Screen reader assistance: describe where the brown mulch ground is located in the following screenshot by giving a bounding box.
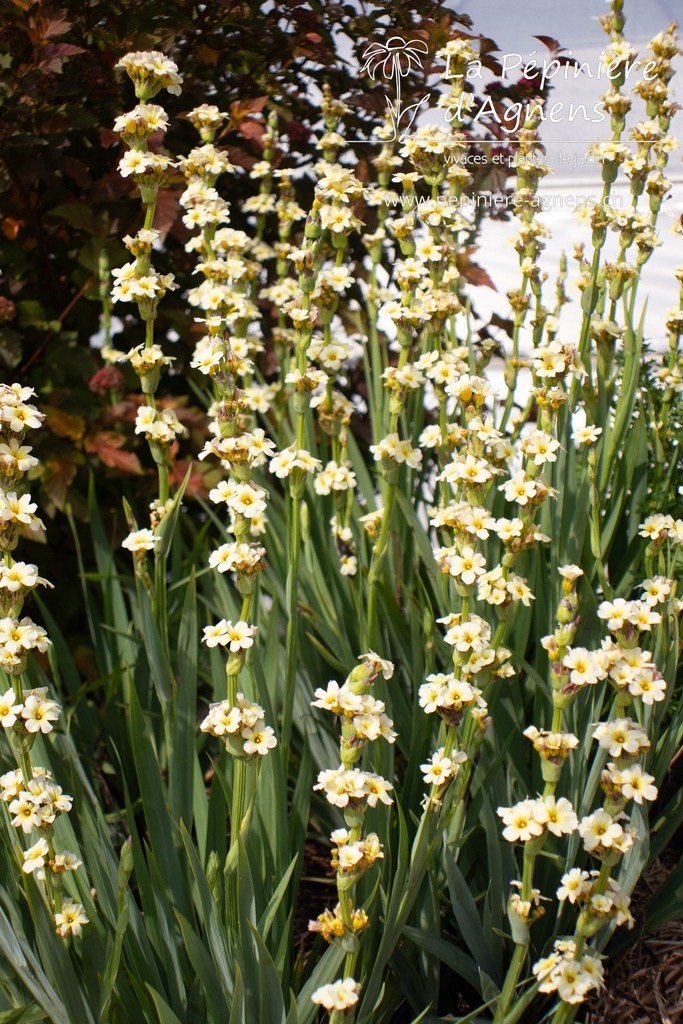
[295,841,683,1023]
[292,839,337,958]
[583,858,683,1024]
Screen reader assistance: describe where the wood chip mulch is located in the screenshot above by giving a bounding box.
[293,843,683,1024]
[583,859,683,1024]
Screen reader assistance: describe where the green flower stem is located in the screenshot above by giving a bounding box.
[45,836,62,915]
[494,942,528,1024]
[360,728,478,1015]
[280,482,303,766]
[548,855,614,1024]
[363,153,392,440]
[594,182,669,507]
[510,396,536,446]
[491,619,508,651]
[240,594,253,626]
[279,250,314,761]
[386,800,463,956]
[365,482,397,650]
[658,315,682,451]
[226,755,248,930]
[571,179,612,411]
[225,600,253,707]
[143,199,157,232]
[344,950,358,980]
[550,706,564,734]
[499,244,532,435]
[157,461,169,506]
[223,591,256,906]
[226,660,239,712]
[365,276,385,441]
[549,1000,577,1024]
[10,673,23,705]
[548,826,615,1024]
[10,674,32,788]
[139,267,171,649]
[8,667,60,915]
[17,744,32,789]
[202,226,216,263]
[613,174,665,344]
[224,680,257,930]
[364,340,412,649]
[589,490,612,600]
[99,249,112,352]
[594,861,612,897]
[340,886,359,980]
[496,673,567,1022]
[521,844,536,902]
[152,458,170,636]
[338,890,354,932]
[493,845,540,1024]
[460,595,469,624]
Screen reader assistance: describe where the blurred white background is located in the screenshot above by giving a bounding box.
[444,0,683,348]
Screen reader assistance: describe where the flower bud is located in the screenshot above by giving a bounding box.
[541,759,563,784]
[508,896,531,945]
[206,851,221,896]
[343,805,365,833]
[118,837,134,889]
[139,184,159,205]
[139,367,161,394]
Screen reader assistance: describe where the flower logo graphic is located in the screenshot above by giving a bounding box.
[360,36,430,140]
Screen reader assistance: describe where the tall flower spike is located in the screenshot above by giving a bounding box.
[0,382,87,939]
[310,652,395,979]
[114,51,186,646]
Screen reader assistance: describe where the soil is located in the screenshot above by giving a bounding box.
[295,808,683,1024]
[584,855,683,1024]
[292,839,338,960]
